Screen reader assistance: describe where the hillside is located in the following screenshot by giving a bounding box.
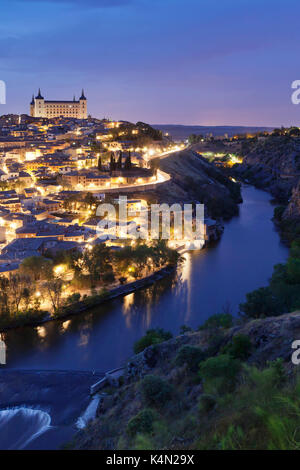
[73,311,300,451]
[230,132,300,241]
[284,181,300,221]
[155,148,242,219]
[233,134,300,202]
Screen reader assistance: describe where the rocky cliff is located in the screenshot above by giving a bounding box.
[233,134,300,202]
[284,180,300,221]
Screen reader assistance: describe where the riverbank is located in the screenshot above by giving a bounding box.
[230,170,300,246]
[0,218,224,333]
[0,264,176,333]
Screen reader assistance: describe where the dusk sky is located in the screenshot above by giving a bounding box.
[1,0,300,126]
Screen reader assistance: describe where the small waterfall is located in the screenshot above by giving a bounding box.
[76,395,100,429]
[0,407,51,450]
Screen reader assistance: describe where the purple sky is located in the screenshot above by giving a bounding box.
[1,0,300,126]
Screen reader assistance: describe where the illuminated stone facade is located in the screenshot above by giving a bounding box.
[30,89,87,119]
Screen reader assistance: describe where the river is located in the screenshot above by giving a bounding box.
[1,185,289,372]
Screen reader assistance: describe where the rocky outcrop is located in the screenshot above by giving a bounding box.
[225,311,300,368]
[126,311,300,377]
[233,135,300,202]
[283,181,300,221]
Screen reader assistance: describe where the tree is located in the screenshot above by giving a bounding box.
[110,153,116,173]
[290,240,300,259]
[134,328,173,354]
[63,194,78,210]
[124,152,132,170]
[198,354,241,393]
[113,246,134,275]
[68,251,85,280]
[127,409,156,437]
[223,334,252,360]
[140,375,173,407]
[8,274,30,315]
[117,151,123,169]
[239,287,283,319]
[286,257,300,284]
[84,192,98,210]
[83,244,112,288]
[175,345,205,372]
[151,240,180,267]
[135,122,163,141]
[20,279,36,311]
[198,313,233,330]
[20,256,53,281]
[288,127,300,137]
[0,275,36,317]
[43,278,63,314]
[0,276,10,316]
[188,133,203,144]
[132,244,151,275]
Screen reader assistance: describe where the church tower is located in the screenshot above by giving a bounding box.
[79,89,87,119]
[33,89,45,117]
[30,94,35,117]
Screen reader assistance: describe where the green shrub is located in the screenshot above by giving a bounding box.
[273,206,286,222]
[196,361,291,450]
[98,288,109,298]
[134,329,173,354]
[266,358,286,387]
[65,292,81,304]
[269,263,300,312]
[239,287,283,319]
[82,295,98,307]
[175,345,205,372]
[133,434,154,450]
[206,333,226,357]
[223,334,252,360]
[198,313,233,330]
[286,257,300,284]
[198,354,241,393]
[126,409,156,437]
[179,324,193,334]
[102,271,115,284]
[0,309,46,329]
[140,375,173,407]
[290,240,300,259]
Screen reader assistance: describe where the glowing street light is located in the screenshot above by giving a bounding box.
[54,265,66,276]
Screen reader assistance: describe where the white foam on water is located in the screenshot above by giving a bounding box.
[0,407,51,450]
[76,395,100,429]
